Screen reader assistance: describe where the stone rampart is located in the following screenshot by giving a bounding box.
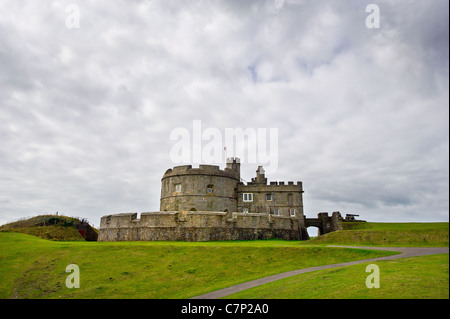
[98,211,304,241]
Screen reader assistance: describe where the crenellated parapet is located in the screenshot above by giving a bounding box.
[162,163,240,181]
[244,180,303,191]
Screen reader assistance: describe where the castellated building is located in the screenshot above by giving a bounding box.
[160,158,304,218]
[99,158,343,242]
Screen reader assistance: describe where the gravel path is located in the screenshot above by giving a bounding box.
[191,246,449,299]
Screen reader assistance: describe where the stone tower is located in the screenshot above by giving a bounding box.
[159,160,240,213]
[225,157,241,180]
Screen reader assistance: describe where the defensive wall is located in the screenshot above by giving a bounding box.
[98,211,307,241]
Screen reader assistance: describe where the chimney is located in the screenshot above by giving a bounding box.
[255,166,267,184]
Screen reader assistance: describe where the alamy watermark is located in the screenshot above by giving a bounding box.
[169,120,279,174]
[365,4,380,29]
[365,264,380,288]
[64,4,379,30]
[65,4,80,28]
[66,264,80,288]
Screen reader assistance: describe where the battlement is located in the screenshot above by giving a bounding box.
[162,163,239,180]
[198,164,222,172]
[245,180,303,190]
[226,157,240,163]
[269,181,302,186]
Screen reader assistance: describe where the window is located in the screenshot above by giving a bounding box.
[290,208,296,217]
[207,184,214,194]
[242,208,249,213]
[243,193,253,202]
[265,193,272,201]
[273,208,279,216]
[175,184,181,192]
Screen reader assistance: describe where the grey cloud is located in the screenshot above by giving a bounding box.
[0,0,447,226]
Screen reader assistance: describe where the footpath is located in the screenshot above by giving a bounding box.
[191,246,449,299]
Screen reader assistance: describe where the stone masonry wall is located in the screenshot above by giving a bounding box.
[98,211,305,242]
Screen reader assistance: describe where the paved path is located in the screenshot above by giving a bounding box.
[191,246,449,299]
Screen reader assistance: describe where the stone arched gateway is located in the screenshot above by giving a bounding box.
[304,211,343,237]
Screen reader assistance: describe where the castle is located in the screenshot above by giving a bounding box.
[98,158,343,241]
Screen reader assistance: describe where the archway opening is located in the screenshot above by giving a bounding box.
[307,226,319,239]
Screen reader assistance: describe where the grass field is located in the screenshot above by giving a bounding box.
[225,254,449,299]
[305,222,449,247]
[0,221,448,299]
[0,232,397,299]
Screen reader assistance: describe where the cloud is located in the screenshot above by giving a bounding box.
[0,0,448,226]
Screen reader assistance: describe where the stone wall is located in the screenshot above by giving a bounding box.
[98,211,306,242]
[305,211,343,236]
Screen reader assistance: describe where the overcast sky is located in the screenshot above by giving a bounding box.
[0,0,448,228]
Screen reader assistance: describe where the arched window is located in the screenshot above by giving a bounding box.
[207,184,214,194]
[189,207,197,211]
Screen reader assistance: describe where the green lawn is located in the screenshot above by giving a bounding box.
[342,222,449,231]
[1,221,448,299]
[225,254,449,299]
[0,232,397,299]
[305,222,449,247]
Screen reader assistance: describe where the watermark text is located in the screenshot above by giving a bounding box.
[170,120,279,174]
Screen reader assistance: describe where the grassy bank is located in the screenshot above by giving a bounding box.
[0,226,85,241]
[0,232,397,299]
[0,215,94,241]
[305,222,449,247]
[225,254,449,299]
